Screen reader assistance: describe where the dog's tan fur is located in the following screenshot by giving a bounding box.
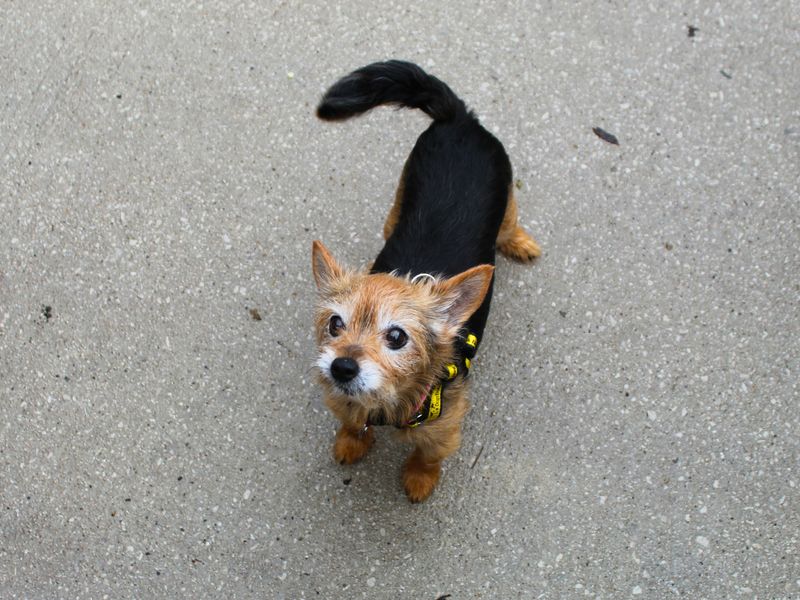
[383,158,409,240]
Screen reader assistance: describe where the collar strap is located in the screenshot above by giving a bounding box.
[406,383,442,428]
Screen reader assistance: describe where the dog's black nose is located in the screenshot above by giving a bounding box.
[330,357,359,382]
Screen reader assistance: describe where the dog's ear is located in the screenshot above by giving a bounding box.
[311,240,345,292]
[433,264,494,326]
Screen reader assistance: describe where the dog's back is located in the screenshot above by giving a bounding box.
[373,116,511,277]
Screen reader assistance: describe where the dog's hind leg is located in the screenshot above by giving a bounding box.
[496,188,541,262]
[383,159,409,240]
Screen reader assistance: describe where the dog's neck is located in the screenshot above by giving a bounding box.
[365,332,478,429]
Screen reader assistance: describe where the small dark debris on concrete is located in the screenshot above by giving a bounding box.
[592,127,619,146]
[436,595,453,600]
[42,305,52,321]
[514,179,523,190]
[470,445,484,469]
[116,93,122,99]
[343,477,352,485]
[276,339,295,358]
[248,307,262,321]
[665,242,674,251]
[559,310,567,318]
[720,69,732,79]
[688,25,699,38]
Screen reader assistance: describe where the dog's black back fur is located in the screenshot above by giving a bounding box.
[317,61,511,345]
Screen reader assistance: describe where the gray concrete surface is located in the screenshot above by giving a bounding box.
[1,1,798,598]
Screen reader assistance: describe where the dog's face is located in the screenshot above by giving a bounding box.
[311,241,493,408]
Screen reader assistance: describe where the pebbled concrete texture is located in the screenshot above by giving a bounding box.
[0,0,798,598]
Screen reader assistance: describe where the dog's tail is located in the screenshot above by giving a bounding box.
[316,60,468,122]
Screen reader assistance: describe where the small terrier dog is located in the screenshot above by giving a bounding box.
[312,61,540,502]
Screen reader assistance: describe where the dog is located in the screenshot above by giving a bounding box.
[311,61,540,502]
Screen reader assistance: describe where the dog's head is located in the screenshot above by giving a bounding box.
[311,240,493,408]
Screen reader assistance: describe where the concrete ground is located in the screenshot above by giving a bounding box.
[1,1,798,598]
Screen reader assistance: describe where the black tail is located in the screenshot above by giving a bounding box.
[316,60,468,122]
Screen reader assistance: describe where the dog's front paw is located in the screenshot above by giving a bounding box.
[333,426,374,465]
[402,453,441,502]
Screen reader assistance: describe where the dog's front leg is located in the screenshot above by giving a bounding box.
[324,393,375,465]
[402,393,468,502]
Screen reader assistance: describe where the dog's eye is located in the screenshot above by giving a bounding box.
[385,327,408,350]
[329,315,345,336]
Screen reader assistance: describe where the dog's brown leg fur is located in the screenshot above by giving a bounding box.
[383,159,409,240]
[496,189,541,261]
[333,425,374,464]
[401,391,468,502]
[402,450,443,502]
[324,393,375,464]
